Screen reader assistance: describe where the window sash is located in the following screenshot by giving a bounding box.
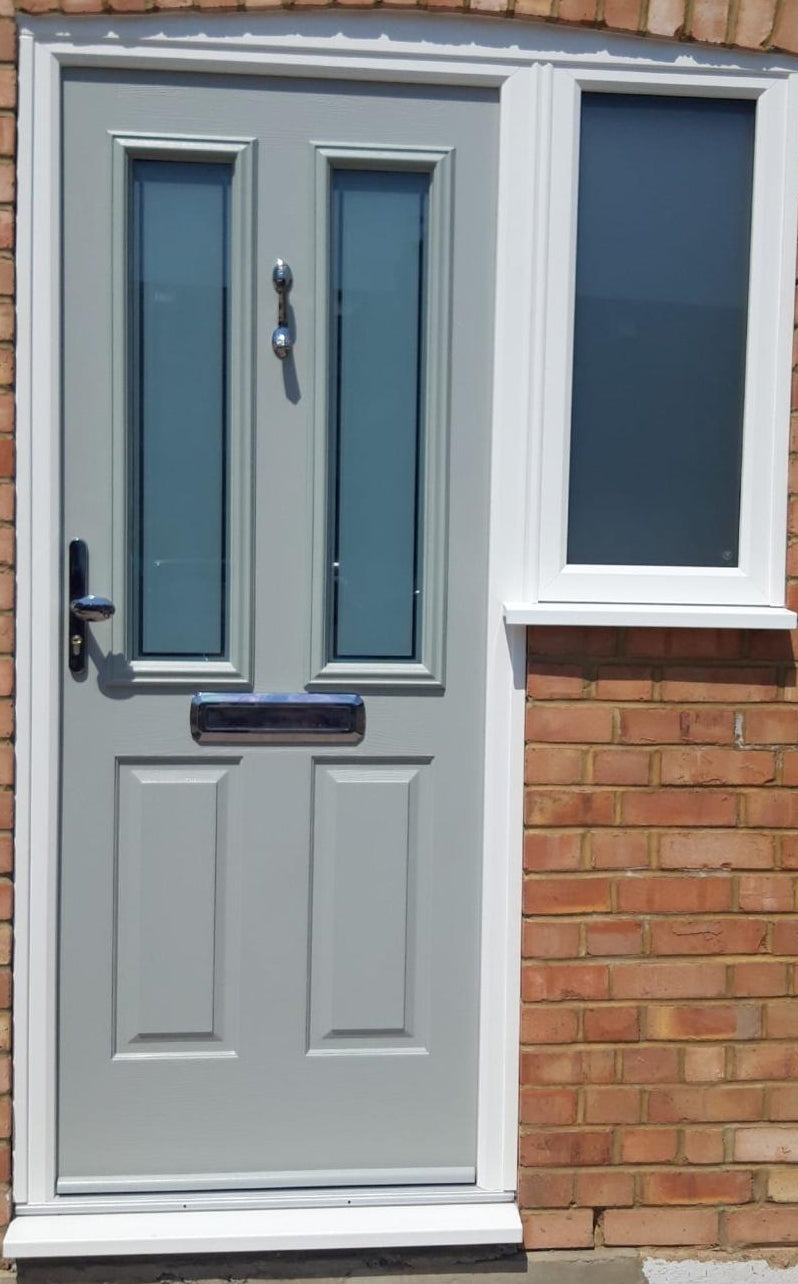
[535,69,797,610]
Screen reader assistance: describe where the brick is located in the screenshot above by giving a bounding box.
[522,962,609,1003]
[650,918,767,956]
[525,746,585,785]
[514,0,553,12]
[736,0,775,48]
[647,1004,761,1042]
[733,1127,798,1162]
[683,1129,724,1164]
[527,663,584,699]
[768,1171,798,1201]
[689,0,729,43]
[520,1049,588,1085]
[769,921,798,954]
[619,708,734,744]
[602,0,641,29]
[519,1130,611,1167]
[528,626,617,658]
[626,628,744,660]
[731,961,788,997]
[602,1208,718,1247]
[745,708,798,743]
[583,1006,639,1042]
[557,0,596,18]
[526,789,614,827]
[739,874,794,912]
[661,748,775,787]
[770,1086,798,1120]
[612,963,726,1001]
[523,1209,593,1251]
[779,751,798,785]
[773,3,798,53]
[521,1047,615,1085]
[0,397,13,436]
[593,749,650,786]
[616,876,732,915]
[0,212,13,253]
[595,666,652,700]
[765,1002,798,1039]
[521,1007,579,1044]
[591,831,649,870]
[620,792,736,827]
[782,835,798,868]
[517,1171,573,1208]
[659,831,774,870]
[746,793,798,828]
[520,1088,578,1126]
[660,668,778,702]
[522,920,581,959]
[574,1171,634,1207]
[584,1086,641,1124]
[735,1045,798,1080]
[642,1170,750,1205]
[524,831,583,872]
[523,876,610,915]
[527,706,613,743]
[585,919,643,956]
[622,1046,680,1083]
[0,438,13,478]
[648,1086,763,1123]
[727,1207,798,1245]
[621,1128,678,1163]
[684,1046,726,1083]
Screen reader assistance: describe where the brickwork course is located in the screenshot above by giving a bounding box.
[9,0,798,1266]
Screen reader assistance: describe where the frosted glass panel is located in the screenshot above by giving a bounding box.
[330,170,428,661]
[130,160,230,658]
[567,94,755,568]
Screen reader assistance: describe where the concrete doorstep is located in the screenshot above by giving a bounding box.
[9,1249,798,1284]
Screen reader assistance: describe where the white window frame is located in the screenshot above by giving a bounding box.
[9,12,798,1260]
[506,64,798,630]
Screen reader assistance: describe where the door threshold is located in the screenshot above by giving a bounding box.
[3,1202,523,1258]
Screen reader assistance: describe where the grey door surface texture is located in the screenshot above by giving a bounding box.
[59,69,498,1193]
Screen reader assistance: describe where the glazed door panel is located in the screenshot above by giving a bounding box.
[58,69,498,1191]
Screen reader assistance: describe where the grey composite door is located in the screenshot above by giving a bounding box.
[59,68,499,1193]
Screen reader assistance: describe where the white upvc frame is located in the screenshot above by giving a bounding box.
[521,64,798,628]
[10,12,798,1258]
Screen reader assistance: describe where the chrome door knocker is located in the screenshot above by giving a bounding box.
[271,259,294,360]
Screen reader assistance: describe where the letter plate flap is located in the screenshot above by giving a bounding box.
[190,693,365,745]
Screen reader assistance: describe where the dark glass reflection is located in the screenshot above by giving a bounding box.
[567,94,756,568]
[329,169,429,661]
[130,160,230,658]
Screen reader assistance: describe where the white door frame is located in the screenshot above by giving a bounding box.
[11,13,531,1254]
[11,12,790,1258]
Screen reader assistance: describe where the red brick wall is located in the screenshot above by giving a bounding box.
[522,626,798,1253]
[7,0,798,1261]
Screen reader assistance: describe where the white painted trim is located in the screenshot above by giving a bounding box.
[504,602,798,628]
[3,1203,523,1258]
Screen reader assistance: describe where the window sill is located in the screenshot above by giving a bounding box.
[503,602,798,630]
[3,1203,523,1259]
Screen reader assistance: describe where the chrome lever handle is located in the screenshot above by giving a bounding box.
[68,539,115,677]
[70,595,116,623]
[271,258,294,360]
